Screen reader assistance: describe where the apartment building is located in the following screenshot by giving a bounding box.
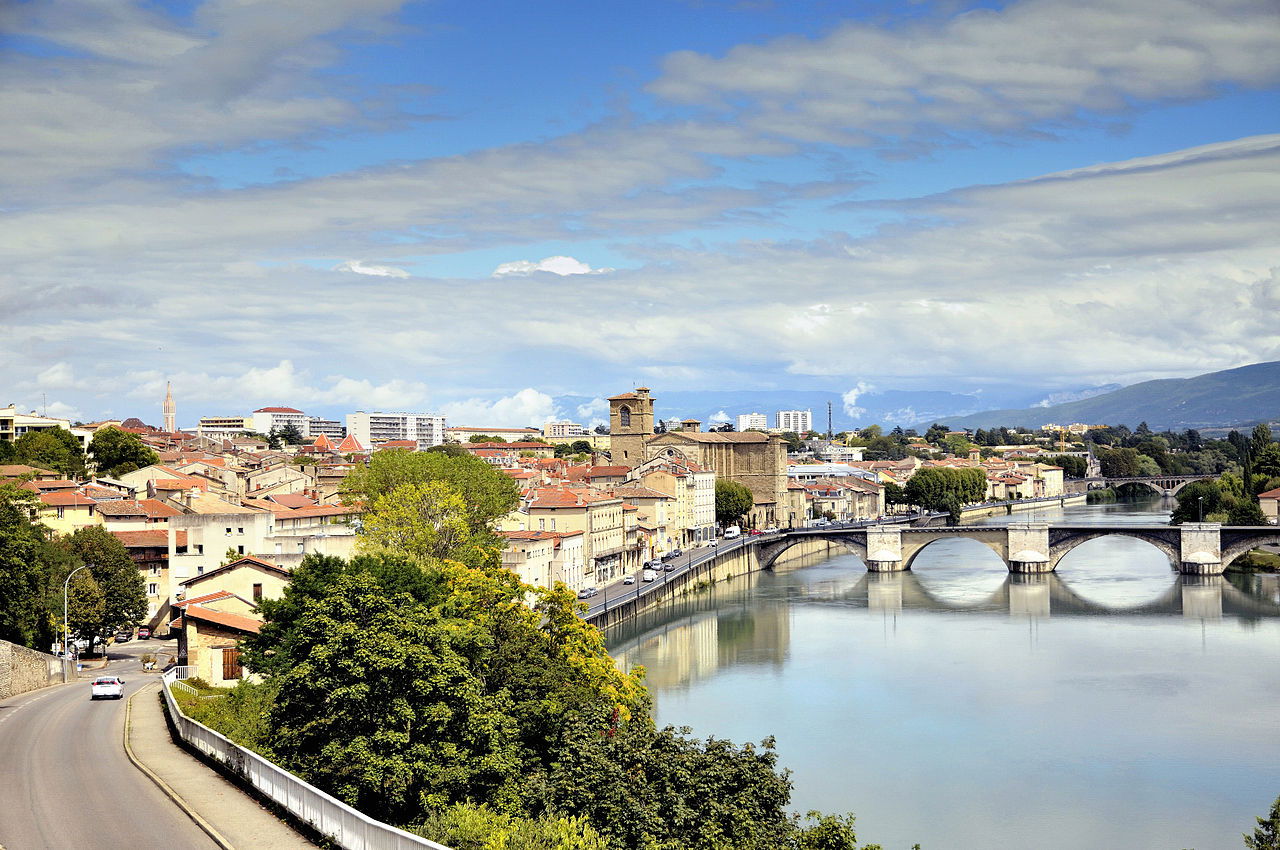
[523,488,625,585]
[544,420,586,438]
[775,409,813,433]
[307,417,346,439]
[736,412,768,432]
[251,407,310,437]
[197,416,253,439]
[347,411,445,448]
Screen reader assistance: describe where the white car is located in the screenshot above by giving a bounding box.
[622,574,636,584]
[90,676,125,700]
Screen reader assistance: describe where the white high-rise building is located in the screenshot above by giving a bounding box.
[346,411,446,448]
[736,412,768,432]
[775,409,813,433]
[251,407,310,437]
[544,420,586,438]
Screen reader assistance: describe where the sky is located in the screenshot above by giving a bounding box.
[2,0,1279,428]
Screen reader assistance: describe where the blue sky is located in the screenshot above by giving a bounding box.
[2,0,1278,427]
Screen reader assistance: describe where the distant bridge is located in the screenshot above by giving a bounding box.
[1080,474,1215,497]
[754,522,1280,576]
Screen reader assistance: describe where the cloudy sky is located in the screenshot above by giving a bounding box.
[3,0,1278,427]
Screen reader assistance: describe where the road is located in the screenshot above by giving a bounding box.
[0,639,219,850]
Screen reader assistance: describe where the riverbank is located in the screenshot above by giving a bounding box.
[957,492,1086,520]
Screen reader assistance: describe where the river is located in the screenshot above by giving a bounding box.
[607,499,1280,850]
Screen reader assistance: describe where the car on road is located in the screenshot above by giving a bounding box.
[748,529,764,536]
[114,630,132,642]
[137,627,152,639]
[669,548,682,558]
[622,574,635,584]
[663,561,677,571]
[642,569,658,582]
[577,586,599,599]
[763,527,779,534]
[90,676,125,700]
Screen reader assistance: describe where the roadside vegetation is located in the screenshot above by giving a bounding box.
[184,449,888,849]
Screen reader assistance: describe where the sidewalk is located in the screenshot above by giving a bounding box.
[127,681,315,850]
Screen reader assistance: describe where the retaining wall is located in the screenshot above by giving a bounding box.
[0,638,62,700]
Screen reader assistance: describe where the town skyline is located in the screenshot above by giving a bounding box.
[4,0,1278,426]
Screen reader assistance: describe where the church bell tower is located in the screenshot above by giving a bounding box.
[608,387,654,468]
[163,381,176,433]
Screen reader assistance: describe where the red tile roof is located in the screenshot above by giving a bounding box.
[94,499,149,517]
[39,491,97,507]
[184,555,288,585]
[111,529,188,547]
[378,440,417,449]
[1258,487,1280,499]
[139,499,183,518]
[311,434,336,451]
[253,407,303,413]
[336,434,365,453]
[266,493,317,509]
[173,590,235,608]
[181,605,262,634]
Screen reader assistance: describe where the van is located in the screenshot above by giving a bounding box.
[723,526,741,540]
[642,569,658,582]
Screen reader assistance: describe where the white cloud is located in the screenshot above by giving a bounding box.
[334,260,410,278]
[440,389,560,428]
[575,397,610,422]
[709,409,730,423]
[492,256,615,277]
[651,0,1280,148]
[842,382,875,419]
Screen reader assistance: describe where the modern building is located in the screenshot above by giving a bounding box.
[775,409,813,433]
[251,407,309,438]
[736,412,768,432]
[346,411,445,448]
[197,416,253,439]
[544,420,586,438]
[307,417,346,439]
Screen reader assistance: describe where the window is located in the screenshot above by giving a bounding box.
[237,527,244,534]
[148,583,158,595]
[225,527,232,534]
[237,545,244,555]
[252,583,263,602]
[539,518,545,530]
[197,566,205,575]
[195,544,204,554]
[619,405,631,428]
[57,506,65,518]
[550,518,556,531]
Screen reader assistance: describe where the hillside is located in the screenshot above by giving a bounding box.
[947,361,1280,431]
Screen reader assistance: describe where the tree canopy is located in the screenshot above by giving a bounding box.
[12,428,86,478]
[903,467,987,516]
[715,479,754,526]
[88,426,159,478]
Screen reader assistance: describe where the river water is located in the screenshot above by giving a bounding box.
[607,499,1280,850]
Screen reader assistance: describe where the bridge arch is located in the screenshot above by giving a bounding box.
[901,532,1009,571]
[1221,533,1280,569]
[758,534,868,571]
[1049,529,1180,570]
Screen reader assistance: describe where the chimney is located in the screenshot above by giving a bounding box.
[682,419,701,432]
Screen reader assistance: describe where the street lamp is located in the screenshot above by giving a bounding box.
[63,564,90,680]
[1198,496,1205,523]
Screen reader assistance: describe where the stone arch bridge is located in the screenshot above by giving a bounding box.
[1081,474,1215,497]
[754,523,1280,576]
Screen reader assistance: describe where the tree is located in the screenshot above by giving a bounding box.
[570,440,593,455]
[716,480,754,526]
[903,467,987,514]
[711,422,735,432]
[1250,424,1274,461]
[1041,454,1087,478]
[60,526,147,650]
[780,432,804,453]
[273,423,306,446]
[1171,480,1224,524]
[859,425,882,439]
[359,481,481,565]
[924,423,948,444]
[469,434,506,443]
[13,429,86,478]
[88,426,159,478]
[341,448,519,537]
[882,481,907,507]
[1245,794,1280,850]
[0,488,53,647]
[593,424,609,435]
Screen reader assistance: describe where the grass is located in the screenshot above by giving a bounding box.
[1227,548,1280,573]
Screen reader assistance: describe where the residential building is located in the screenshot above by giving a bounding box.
[167,505,273,591]
[631,454,716,545]
[500,530,556,588]
[775,409,813,433]
[544,420,586,438]
[251,407,310,437]
[0,406,90,450]
[445,426,540,443]
[307,417,346,439]
[197,416,253,439]
[347,411,445,448]
[736,412,768,432]
[523,487,625,584]
[1260,487,1280,524]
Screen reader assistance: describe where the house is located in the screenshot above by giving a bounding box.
[1260,487,1280,524]
[172,602,261,686]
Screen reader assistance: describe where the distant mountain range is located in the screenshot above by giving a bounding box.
[946,361,1280,431]
[552,362,1279,433]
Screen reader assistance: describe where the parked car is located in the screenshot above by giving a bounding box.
[114,630,132,643]
[137,627,152,640]
[642,569,658,582]
[90,676,125,700]
[622,574,636,585]
[576,586,599,599]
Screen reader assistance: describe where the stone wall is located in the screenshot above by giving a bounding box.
[0,639,62,700]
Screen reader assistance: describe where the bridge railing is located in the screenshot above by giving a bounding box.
[161,667,449,850]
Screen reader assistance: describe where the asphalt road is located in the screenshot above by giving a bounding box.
[0,639,218,850]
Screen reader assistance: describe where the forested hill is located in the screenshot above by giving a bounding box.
[948,361,1280,430]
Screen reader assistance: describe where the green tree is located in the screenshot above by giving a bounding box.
[570,440,593,455]
[61,526,147,650]
[1245,794,1280,850]
[716,479,754,526]
[14,429,86,478]
[903,467,987,513]
[882,481,907,507]
[924,423,948,444]
[88,426,159,478]
[469,434,506,443]
[273,423,306,445]
[1171,480,1224,524]
[1250,424,1274,461]
[342,448,519,536]
[1041,454,1087,478]
[359,481,481,565]
[0,488,54,647]
[410,804,609,850]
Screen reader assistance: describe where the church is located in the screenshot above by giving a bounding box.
[608,387,805,529]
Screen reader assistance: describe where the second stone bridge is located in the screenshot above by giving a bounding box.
[754,523,1280,576]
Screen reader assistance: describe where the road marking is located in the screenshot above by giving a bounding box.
[123,685,236,850]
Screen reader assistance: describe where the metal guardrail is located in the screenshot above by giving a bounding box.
[161,667,449,850]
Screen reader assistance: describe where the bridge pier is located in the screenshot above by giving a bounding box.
[1008,573,1051,617]
[1007,523,1052,573]
[1178,523,1223,575]
[864,526,906,572]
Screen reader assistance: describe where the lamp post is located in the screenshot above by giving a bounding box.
[1198,496,1205,523]
[62,564,90,681]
